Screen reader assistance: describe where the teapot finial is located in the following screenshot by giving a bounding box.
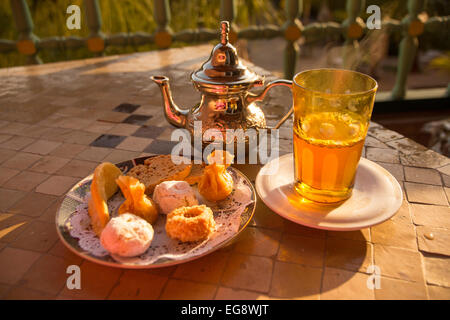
[220,21,229,45]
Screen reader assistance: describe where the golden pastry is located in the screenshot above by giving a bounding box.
[198,150,234,201]
[116,175,159,224]
[165,205,216,242]
[88,162,122,236]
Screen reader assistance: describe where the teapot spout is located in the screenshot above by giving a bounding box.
[151,76,188,128]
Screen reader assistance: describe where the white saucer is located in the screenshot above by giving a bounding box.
[255,153,403,231]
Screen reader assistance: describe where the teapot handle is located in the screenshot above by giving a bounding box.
[245,79,294,129]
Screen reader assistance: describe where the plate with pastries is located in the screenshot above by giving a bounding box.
[55,151,256,268]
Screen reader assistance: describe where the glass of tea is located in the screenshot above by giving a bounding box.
[293,68,378,203]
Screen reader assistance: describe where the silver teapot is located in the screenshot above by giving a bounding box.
[151,21,293,148]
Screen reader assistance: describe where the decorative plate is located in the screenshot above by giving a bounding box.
[255,153,403,231]
[56,156,256,269]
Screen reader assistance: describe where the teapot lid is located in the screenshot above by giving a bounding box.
[191,21,260,86]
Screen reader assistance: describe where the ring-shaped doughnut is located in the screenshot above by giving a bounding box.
[165,205,216,242]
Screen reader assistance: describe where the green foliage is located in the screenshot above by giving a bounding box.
[0,0,284,68]
[0,0,449,68]
[429,52,450,73]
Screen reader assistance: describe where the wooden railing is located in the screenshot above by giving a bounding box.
[1,0,449,100]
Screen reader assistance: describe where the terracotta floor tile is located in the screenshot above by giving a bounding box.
[48,240,83,264]
[0,247,41,284]
[0,283,10,298]
[366,147,400,164]
[417,226,450,256]
[19,253,80,294]
[160,279,216,300]
[16,125,52,139]
[75,146,112,162]
[124,115,152,126]
[59,260,122,299]
[0,134,12,144]
[107,123,140,136]
[215,287,270,300]
[327,229,371,242]
[36,175,79,196]
[424,255,450,287]
[321,268,374,300]
[364,135,388,148]
[390,199,413,224]
[155,127,175,140]
[411,204,450,229]
[221,253,273,293]
[49,143,87,159]
[443,174,450,188]
[282,219,327,239]
[404,166,442,186]
[3,171,49,192]
[116,136,153,152]
[233,227,281,258]
[102,149,142,164]
[276,233,325,267]
[54,117,94,130]
[145,266,177,278]
[368,127,404,142]
[374,277,427,300]
[172,250,229,284]
[22,139,62,155]
[0,122,29,135]
[0,136,35,151]
[404,182,448,206]
[98,111,129,123]
[269,261,321,299]
[4,286,56,300]
[438,164,450,176]
[427,285,450,300]
[83,121,115,134]
[1,152,42,170]
[0,213,32,243]
[0,167,19,185]
[371,219,417,250]
[108,270,167,300]
[38,198,64,222]
[30,156,70,175]
[326,238,372,273]
[376,162,404,182]
[62,130,100,145]
[8,192,57,217]
[37,126,71,141]
[0,149,17,165]
[56,159,98,178]
[374,244,424,283]
[10,220,59,253]
[90,134,126,149]
[386,137,428,155]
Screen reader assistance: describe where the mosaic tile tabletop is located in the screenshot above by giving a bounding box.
[0,45,449,300]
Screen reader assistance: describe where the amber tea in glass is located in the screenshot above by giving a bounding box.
[293,69,377,203]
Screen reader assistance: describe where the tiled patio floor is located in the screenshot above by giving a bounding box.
[0,45,449,300]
